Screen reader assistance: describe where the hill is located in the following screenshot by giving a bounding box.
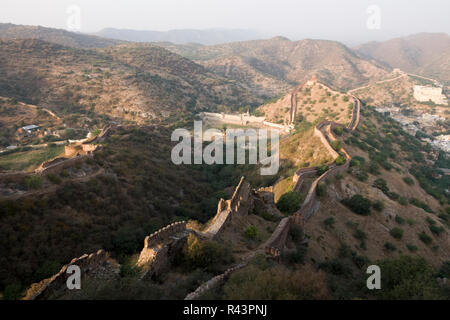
[158,37,390,97]
[0,23,122,49]
[0,39,260,129]
[356,33,450,84]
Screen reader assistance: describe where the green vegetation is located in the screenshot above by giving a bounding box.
[372,200,384,212]
[403,176,414,186]
[335,155,346,165]
[222,258,328,299]
[373,178,389,194]
[323,217,335,228]
[330,140,342,151]
[276,191,304,215]
[24,175,43,190]
[244,226,258,240]
[341,194,371,215]
[375,256,445,299]
[0,145,64,171]
[182,234,233,273]
[333,127,343,136]
[429,225,445,236]
[418,232,433,245]
[384,242,396,252]
[395,215,405,225]
[409,198,433,213]
[390,227,404,240]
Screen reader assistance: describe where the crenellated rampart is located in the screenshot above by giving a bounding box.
[23,250,110,300]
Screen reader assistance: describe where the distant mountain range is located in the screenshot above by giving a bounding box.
[93,28,267,45]
[0,22,448,97]
[355,33,450,84]
[157,37,391,94]
[0,23,122,48]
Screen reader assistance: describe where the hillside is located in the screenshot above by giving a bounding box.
[305,107,449,269]
[0,39,260,128]
[356,33,450,84]
[158,37,390,97]
[0,23,122,49]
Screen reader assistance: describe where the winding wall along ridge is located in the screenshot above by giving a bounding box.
[265,91,360,258]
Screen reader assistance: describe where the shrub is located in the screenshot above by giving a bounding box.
[46,173,61,185]
[410,198,433,213]
[333,127,343,136]
[330,140,342,151]
[244,226,258,240]
[403,176,414,185]
[375,256,445,299]
[395,215,405,225]
[183,234,233,272]
[354,170,368,181]
[323,217,335,228]
[3,283,22,300]
[439,261,450,278]
[429,225,445,236]
[418,232,433,245]
[350,156,365,167]
[276,191,303,214]
[390,227,404,240]
[223,264,329,300]
[372,200,384,212]
[384,242,396,252]
[24,175,43,190]
[406,244,418,252]
[373,178,389,194]
[335,155,346,165]
[317,164,328,176]
[341,194,371,215]
[397,197,408,206]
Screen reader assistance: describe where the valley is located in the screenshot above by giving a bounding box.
[0,22,449,301]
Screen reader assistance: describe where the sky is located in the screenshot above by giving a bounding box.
[1,0,449,44]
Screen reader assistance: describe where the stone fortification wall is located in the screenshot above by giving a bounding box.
[263,217,291,259]
[266,94,361,258]
[203,177,254,237]
[184,261,248,300]
[23,250,109,300]
[136,221,187,268]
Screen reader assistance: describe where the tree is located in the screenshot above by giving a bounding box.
[244,226,258,240]
[373,178,389,194]
[341,194,371,215]
[330,140,342,151]
[375,256,444,299]
[223,264,329,300]
[276,191,303,214]
[390,227,404,240]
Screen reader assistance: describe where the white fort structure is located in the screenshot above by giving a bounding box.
[199,111,293,133]
[413,85,448,105]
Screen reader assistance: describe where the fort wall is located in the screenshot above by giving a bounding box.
[137,221,187,268]
[23,250,109,300]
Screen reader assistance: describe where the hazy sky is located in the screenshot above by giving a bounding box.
[1,0,449,44]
